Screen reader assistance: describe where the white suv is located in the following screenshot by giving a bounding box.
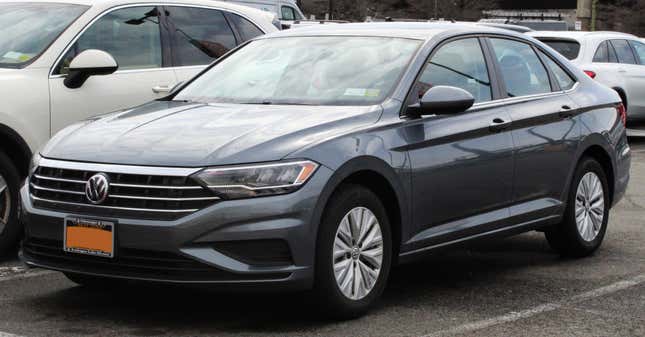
[0,0,276,254]
[528,31,645,121]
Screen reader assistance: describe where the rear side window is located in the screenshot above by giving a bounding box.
[226,13,264,41]
[593,41,619,63]
[412,38,492,103]
[490,38,551,97]
[165,6,237,66]
[628,40,645,64]
[538,50,576,91]
[610,39,637,64]
[537,39,580,60]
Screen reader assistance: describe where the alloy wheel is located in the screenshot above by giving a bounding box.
[0,173,9,233]
[333,206,383,300]
[575,172,605,242]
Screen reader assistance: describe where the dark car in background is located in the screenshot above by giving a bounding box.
[21,23,630,318]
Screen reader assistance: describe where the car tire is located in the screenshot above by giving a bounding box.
[0,150,22,257]
[314,184,392,319]
[545,157,610,257]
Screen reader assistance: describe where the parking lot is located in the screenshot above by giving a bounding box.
[0,134,641,337]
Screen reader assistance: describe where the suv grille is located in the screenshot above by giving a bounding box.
[30,163,219,220]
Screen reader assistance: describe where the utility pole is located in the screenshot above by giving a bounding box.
[434,0,438,19]
[577,0,592,30]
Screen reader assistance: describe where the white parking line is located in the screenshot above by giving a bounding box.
[422,273,645,337]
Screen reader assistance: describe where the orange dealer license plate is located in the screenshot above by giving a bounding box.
[64,218,115,258]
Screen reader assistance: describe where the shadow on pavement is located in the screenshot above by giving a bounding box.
[12,234,566,335]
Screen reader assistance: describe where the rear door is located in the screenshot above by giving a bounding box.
[486,37,580,222]
[406,37,515,243]
[163,6,265,83]
[49,6,177,133]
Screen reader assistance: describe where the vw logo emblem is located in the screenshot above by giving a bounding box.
[85,173,110,204]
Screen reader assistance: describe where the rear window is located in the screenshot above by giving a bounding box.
[536,39,581,60]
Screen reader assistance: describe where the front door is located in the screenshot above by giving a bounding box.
[406,37,515,241]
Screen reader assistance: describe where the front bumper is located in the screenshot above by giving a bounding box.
[20,165,333,291]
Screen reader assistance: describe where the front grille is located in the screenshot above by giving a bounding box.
[30,163,219,220]
[23,238,290,282]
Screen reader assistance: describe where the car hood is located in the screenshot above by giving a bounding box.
[42,100,382,167]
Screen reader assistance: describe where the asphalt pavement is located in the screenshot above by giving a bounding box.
[1,138,645,337]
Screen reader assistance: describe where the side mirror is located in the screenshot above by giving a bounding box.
[64,50,118,89]
[407,86,475,116]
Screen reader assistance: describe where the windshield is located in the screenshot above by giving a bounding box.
[0,3,88,68]
[175,36,422,106]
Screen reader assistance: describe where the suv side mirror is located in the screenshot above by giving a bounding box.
[64,50,118,89]
[407,86,475,116]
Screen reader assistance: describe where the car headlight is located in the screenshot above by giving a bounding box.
[192,160,319,199]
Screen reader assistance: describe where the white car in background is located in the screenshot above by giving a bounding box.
[0,0,277,255]
[528,31,645,121]
[221,0,305,27]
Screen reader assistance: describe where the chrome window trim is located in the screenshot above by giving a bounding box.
[471,82,580,110]
[38,158,202,176]
[48,2,269,78]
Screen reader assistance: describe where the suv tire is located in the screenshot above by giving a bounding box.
[0,150,22,257]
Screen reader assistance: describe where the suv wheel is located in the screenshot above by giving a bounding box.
[0,150,21,256]
[545,157,609,257]
[314,184,392,319]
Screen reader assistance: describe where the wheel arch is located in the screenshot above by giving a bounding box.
[612,87,628,109]
[570,136,616,207]
[312,156,409,263]
[0,123,33,179]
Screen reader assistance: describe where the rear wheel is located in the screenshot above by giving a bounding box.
[0,150,22,257]
[545,157,609,257]
[314,184,392,319]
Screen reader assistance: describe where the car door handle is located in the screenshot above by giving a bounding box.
[152,85,172,94]
[618,68,627,73]
[559,105,575,118]
[489,118,511,132]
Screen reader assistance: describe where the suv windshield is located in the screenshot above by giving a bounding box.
[175,36,422,106]
[0,3,88,68]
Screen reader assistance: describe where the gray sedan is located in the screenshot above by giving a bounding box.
[21,22,630,318]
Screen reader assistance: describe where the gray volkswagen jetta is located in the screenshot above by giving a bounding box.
[21,23,631,318]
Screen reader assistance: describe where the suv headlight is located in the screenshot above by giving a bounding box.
[29,152,42,176]
[192,160,318,199]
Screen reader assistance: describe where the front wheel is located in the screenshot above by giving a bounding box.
[545,157,610,257]
[314,184,392,319]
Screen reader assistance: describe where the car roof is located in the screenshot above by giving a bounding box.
[527,30,638,41]
[6,0,273,14]
[260,22,522,40]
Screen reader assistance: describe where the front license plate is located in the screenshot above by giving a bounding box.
[64,218,115,258]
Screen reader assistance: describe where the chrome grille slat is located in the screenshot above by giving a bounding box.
[31,196,199,213]
[108,194,220,202]
[33,174,86,184]
[110,183,204,190]
[29,160,218,220]
[30,183,85,196]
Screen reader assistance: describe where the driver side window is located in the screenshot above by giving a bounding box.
[411,38,492,105]
[54,6,162,75]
